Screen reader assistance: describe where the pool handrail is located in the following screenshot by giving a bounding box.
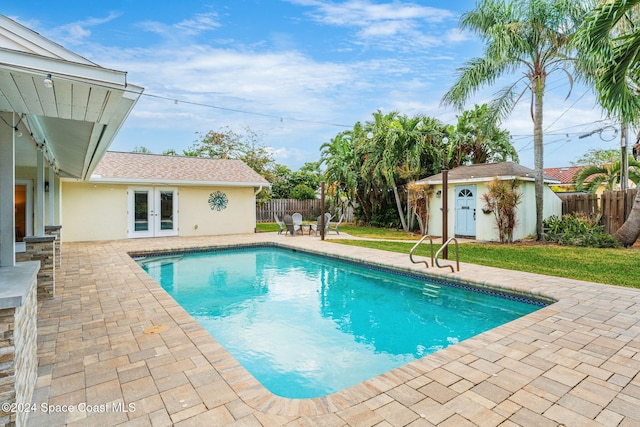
[409,235,434,268]
[434,237,460,272]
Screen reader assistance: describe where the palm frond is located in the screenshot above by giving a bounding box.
[441,57,511,110]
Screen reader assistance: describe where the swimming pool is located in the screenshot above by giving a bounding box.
[137,246,544,399]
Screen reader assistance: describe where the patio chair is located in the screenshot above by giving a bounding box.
[274,213,285,235]
[311,213,331,236]
[328,214,344,235]
[292,212,303,235]
[283,215,296,236]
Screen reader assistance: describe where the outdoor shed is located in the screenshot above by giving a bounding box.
[415,162,562,242]
[60,151,270,242]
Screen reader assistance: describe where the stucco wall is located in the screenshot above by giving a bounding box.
[426,180,562,242]
[61,183,257,242]
[178,186,257,236]
[61,182,128,242]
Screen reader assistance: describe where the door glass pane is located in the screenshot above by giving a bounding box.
[15,185,26,242]
[134,191,149,231]
[159,191,174,230]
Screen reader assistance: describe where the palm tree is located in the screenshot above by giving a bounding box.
[320,130,359,210]
[362,111,445,231]
[441,0,589,239]
[574,158,640,193]
[578,1,640,244]
[578,0,640,123]
[447,104,518,168]
[362,111,405,229]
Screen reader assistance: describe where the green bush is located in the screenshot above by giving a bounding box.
[370,210,401,229]
[289,184,317,200]
[542,214,620,248]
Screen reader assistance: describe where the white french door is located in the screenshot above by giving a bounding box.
[128,187,178,238]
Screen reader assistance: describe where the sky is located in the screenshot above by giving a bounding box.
[5,0,625,171]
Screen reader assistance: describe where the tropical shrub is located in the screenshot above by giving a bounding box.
[542,214,620,248]
[481,178,522,243]
[289,184,317,200]
[407,182,434,235]
[370,209,401,229]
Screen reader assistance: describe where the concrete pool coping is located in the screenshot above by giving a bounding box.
[28,233,640,426]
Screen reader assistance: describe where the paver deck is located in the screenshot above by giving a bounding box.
[26,233,640,426]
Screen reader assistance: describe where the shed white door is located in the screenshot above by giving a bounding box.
[455,185,476,237]
[128,187,178,238]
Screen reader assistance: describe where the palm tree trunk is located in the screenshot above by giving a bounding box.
[406,192,412,231]
[533,80,545,240]
[391,181,409,231]
[615,189,640,245]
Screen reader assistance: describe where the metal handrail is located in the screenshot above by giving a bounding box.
[409,235,434,268]
[434,237,460,272]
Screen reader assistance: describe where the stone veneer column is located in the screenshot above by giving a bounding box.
[44,226,62,269]
[22,236,56,300]
[0,262,39,427]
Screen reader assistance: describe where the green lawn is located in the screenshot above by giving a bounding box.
[256,223,640,288]
[256,222,421,240]
[334,239,640,289]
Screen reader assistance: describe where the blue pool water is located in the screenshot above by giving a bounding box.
[138,246,543,399]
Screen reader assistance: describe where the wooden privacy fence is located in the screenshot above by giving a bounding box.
[256,199,354,223]
[256,199,322,222]
[557,189,637,234]
[601,190,636,235]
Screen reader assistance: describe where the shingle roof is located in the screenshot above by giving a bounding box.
[89,151,270,186]
[416,162,560,184]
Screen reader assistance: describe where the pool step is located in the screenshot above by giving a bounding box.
[422,283,441,298]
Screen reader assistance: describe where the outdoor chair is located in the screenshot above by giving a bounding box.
[328,214,344,235]
[311,213,331,236]
[283,215,296,236]
[274,213,285,234]
[292,212,303,235]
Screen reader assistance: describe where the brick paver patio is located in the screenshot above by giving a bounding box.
[25,233,640,426]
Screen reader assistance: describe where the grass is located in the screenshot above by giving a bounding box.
[256,222,420,240]
[333,239,640,289]
[256,222,640,288]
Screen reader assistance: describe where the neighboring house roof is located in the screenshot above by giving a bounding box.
[86,151,270,187]
[543,165,595,185]
[416,162,560,185]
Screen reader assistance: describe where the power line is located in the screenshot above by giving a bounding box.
[544,91,589,132]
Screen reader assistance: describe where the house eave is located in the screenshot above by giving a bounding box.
[416,175,560,186]
[64,177,272,188]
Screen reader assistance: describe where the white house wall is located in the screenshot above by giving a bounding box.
[60,182,257,242]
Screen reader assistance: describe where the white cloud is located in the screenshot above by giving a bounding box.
[444,28,470,43]
[51,12,122,44]
[289,0,453,25]
[140,12,221,37]
[286,0,457,51]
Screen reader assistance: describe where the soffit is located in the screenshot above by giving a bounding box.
[0,15,143,179]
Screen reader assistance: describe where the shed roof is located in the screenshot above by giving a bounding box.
[86,151,271,187]
[416,162,560,185]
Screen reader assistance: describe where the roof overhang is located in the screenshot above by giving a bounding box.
[415,175,561,185]
[66,177,272,188]
[1,16,143,180]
